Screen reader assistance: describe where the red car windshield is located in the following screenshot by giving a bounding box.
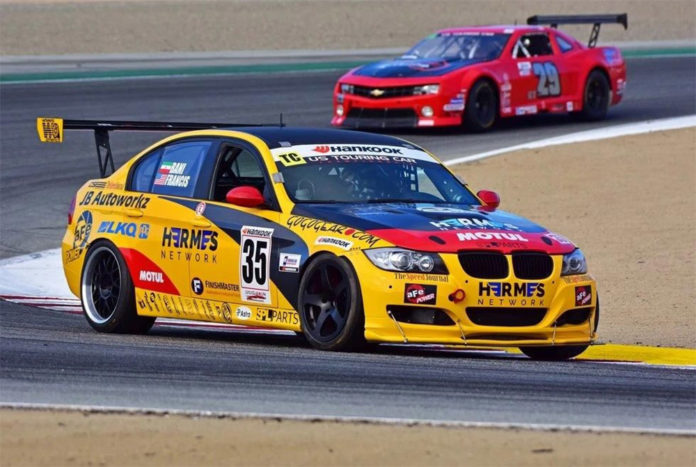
[403,33,510,61]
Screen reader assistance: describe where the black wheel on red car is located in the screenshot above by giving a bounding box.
[464,79,498,132]
[80,240,155,334]
[519,344,589,361]
[298,253,365,351]
[579,70,610,121]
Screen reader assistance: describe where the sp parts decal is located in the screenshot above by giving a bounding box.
[404,284,437,305]
[240,226,274,304]
[120,248,179,295]
[575,285,592,307]
[256,308,299,326]
[65,210,93,264]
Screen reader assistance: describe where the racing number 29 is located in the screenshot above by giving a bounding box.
[532,62,561,97]
[242,238,268,286]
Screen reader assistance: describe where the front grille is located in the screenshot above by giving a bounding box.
[458,252,508,279]
[512,252,553,279]
[466,307,547,327]
[352,85,416,99]
[343,108,418,129]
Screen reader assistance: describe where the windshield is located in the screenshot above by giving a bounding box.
[403,33,510,61]
[272,144,479,205]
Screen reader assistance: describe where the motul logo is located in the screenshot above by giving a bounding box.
[457,232,528,242]
[139,270,164,283]
[313,145,330,153]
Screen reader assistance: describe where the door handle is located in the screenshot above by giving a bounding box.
[125,208,144,218]
[191,219,211,228]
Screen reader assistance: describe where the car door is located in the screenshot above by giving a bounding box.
[187,140,283,317]
[123,138,219,319]
[510,32,568,114]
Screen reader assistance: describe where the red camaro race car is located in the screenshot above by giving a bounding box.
[332,14,627,131]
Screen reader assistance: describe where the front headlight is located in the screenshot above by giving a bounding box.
[561,249,587,276]
[340,83,354,94]
[364,248,448,274]
[413,84,440,95]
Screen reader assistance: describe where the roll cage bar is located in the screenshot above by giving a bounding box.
[527,14,628,48]
[36,117,285,177]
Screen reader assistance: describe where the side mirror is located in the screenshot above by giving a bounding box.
[226,186,265,207]
[477,190,500,209]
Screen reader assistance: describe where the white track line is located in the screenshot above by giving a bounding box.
[1,402,693,436]
[445,115,696,166]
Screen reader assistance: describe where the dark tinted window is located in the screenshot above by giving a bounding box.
[212,146,266,201]
[131,149,161,192]
[404,33,510,61]
[151,141,211,197]
[514,34,553,57]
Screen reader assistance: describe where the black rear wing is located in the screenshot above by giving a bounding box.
[527,14,628,48]
[37,117,284,177]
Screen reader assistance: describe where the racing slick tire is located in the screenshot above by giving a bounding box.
[578,69,610,121]
[298,253,365,351]
[519,344,589,361]
[80,240,155,334]
[464,79,498,132]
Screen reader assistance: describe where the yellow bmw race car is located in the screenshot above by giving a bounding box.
[38,117,597,360]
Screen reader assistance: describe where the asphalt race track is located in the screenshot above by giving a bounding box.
[1,56,695,432]
[2,301,695,432]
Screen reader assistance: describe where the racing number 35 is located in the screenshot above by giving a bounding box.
[533,62,561,97]
[239,226,274,303]
[242,238,268,285]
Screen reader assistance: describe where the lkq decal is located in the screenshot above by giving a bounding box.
[575,285,592,307]
[477,282,546,306]
[404,284,437,305]
[98,221,150,239]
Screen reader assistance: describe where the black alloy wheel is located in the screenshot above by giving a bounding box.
[298,254,364,351]
[81,241,154,334]
[579,70,610,121]
[464,79,498,132]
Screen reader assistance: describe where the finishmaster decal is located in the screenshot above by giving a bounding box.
[240,226,274,304]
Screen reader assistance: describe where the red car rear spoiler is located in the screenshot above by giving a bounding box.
[37,117,284,177]
[527,14,628,48]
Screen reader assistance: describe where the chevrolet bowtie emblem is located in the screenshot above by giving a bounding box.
[370,89,385,97]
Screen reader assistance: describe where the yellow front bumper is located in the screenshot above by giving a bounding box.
[353,252,597,347]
